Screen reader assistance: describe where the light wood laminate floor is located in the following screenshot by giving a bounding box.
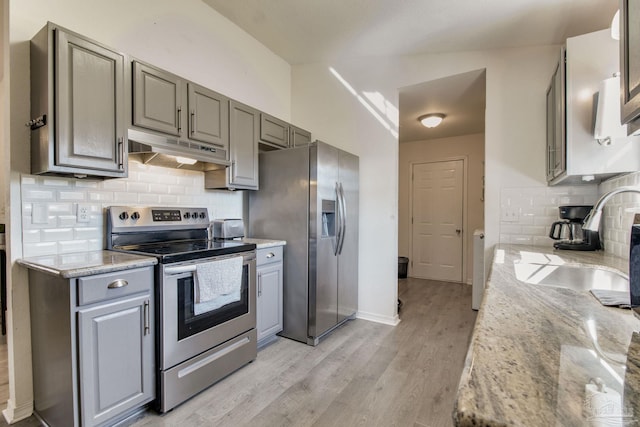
[0,278,476,427]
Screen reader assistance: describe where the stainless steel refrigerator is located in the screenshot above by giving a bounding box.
[249,141,359,345]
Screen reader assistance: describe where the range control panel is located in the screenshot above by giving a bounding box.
[107,206,210,232]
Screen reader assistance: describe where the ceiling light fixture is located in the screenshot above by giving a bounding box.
[419,113,445,128]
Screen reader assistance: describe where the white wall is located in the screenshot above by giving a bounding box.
[7,0,292,421]
[399,133,485,284]
[292,46,559,322]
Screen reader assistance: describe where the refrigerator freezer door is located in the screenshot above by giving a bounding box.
[337,149,359,323]
[248,146,310,343]
[309,142,340,340]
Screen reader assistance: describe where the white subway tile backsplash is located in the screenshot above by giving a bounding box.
[59,240,89,254]
[23,242,57,257]
[114,192,138,203]
[499,185,599,246]
[23,189,55,201]
[20,162,244,258]
[43,178,71,187]
[138,193,161,204]
[58,191,85,201]
[88,191,115,202]
[42,228,73,242]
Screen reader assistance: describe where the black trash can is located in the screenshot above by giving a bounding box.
[398,257,409,279]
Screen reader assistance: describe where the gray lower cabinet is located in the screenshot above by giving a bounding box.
[256,246,283,347]
[29,266,154,427]
[205,99,259,190]
[30,22,127,178]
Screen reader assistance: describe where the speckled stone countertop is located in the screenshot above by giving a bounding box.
[455,244,640,426]
[239,238,286,249]
[18,250,157,279]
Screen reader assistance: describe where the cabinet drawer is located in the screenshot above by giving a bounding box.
[77,267,153,306]
[256,246,283,266]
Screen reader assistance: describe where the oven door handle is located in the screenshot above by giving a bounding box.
[164,265,197,275]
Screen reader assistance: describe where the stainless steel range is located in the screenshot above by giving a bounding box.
[106,206,257,412]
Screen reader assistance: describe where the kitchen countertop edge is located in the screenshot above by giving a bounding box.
[18,250,158,279]
[454,244,640,426]
[240,238,286,249]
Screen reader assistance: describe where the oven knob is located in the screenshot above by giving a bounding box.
[119,212,129,221]
[199,212,206,219]
[131,212,140,220]
[192,211,198,219]
[183,212,191,219]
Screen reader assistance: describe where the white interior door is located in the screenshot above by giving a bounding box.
[411,160,464,282]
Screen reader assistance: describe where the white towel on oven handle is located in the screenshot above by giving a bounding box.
[194,256,243,303]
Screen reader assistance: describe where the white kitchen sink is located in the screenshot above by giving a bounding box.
[522,265,628,292]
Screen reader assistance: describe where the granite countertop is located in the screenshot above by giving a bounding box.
[18,250,157,279]
[240,238,286,249]
[455,244,640,426]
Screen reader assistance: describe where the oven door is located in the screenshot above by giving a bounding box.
[159,251,256,370]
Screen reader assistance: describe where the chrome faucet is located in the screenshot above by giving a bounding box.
[582,186,640,232]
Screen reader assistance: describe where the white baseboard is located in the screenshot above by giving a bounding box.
[3,398,33,424]
[356,310,400,326]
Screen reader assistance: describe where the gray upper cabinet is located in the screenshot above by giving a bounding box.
[188,82,229,147]
[133,61,182,136]
[260,113,290,148]
[546,29,640,185]
[30,22,127,178]
[621,0,640,134]
[290,125,312,147]
[546,56,565,182]
[132,60,229,151]
[205,99,259,190]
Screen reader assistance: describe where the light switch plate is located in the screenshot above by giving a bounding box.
[77,203,91,223]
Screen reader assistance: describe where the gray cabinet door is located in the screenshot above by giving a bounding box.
[621,0,640,132]
[290,125,311,147]
[133,61,182,136]
[187,82,229,149]
[78,293,154,427]
[260,113,290,148]
[257,262,283,343]
[229,100,259,189]
[55,29,125,173]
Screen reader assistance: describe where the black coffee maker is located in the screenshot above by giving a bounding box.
[549,205,601,251]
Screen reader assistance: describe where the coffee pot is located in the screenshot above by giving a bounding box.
[549,205,601,251]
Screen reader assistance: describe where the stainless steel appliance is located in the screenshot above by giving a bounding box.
[249,141,359,346]
[106,206,257,412]
[549,205,601,250]
[210,218,245,240]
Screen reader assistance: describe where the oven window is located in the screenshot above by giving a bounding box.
[177,263,249,340]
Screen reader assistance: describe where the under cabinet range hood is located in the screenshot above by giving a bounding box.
[127,128,230,172]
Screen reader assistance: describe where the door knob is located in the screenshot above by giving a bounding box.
[455,229,461,235]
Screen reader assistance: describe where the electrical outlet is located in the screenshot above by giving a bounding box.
[77,204,91,223]
[501,207,519,223]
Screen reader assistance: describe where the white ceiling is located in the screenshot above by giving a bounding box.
[203,0,618,141]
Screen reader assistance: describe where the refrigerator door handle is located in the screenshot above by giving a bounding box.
[338,182,347,254]
[334,182,341,256]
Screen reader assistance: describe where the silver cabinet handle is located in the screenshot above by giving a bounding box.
[266,252,275,258]
[117,137,124,170]
[143,300,150,336]
[190,111,195,134]
[258,275,262,297]
[107,279,128,289]
[177,107,182,133]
